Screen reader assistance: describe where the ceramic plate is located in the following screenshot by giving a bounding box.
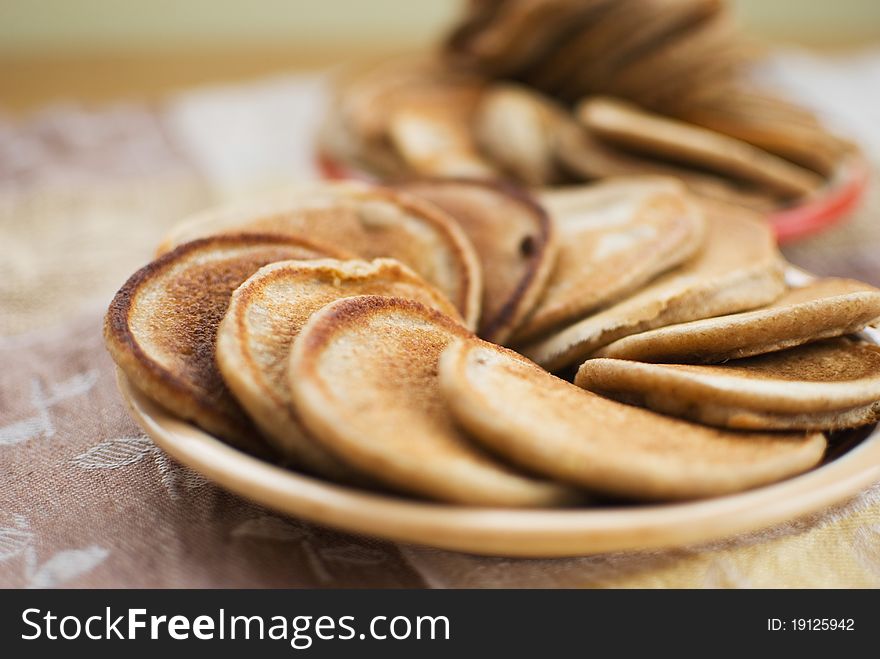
[117,281,880,557]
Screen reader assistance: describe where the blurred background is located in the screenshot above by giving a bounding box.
[3,0,880,112]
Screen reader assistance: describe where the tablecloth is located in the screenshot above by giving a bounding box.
[2,50,880,588]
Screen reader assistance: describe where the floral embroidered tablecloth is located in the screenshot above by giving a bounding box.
[2,51,880,588]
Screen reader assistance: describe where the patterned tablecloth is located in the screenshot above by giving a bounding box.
[2,50,880,588]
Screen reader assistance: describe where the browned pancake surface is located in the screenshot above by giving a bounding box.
[441,339,827,500]
[159,182,482,329]
[577,338,880,430]
[522,201,785,370]
[105,234,342,452]
[399,179,556,343]
[512,177,704,343]
[287,296,577,506]
[597,278,880,363]
[217,258,462,475]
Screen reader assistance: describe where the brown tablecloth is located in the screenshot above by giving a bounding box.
[2,61,880,588]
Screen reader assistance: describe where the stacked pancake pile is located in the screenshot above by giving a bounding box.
[106,178,880,505]
[321,0,854,213]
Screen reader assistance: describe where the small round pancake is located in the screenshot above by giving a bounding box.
[439,339,827,500]
[158,181,482,330]
[554,119,779,212]
[217,258,463,477]
[577,96,823,198]
[606,7,736,106]
[287,296,577,507]
[104,234,343,453]
[576,338,880,431]
[449,0,611,76]
[522,202,786,371]
[398,179,556,344]
[472,83,567,185]
[511,177,705,344]
[387,92,497,179]
[597,278,880,363]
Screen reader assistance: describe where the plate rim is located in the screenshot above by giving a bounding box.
[118,369,880,558]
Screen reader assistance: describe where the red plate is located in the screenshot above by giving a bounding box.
[316,152,870,245]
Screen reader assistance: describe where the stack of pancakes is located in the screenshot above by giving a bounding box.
[321,0,853,212]
[106,178,880,505]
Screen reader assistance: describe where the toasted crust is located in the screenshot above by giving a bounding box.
[472,83,568,185]
[104,234,345,453]
[158,181,483,330]
[287,296,578,506]
[521,201,786,371]
[577,97,824,198]
[553,119,780,212]
[440,339,827,500]
[577,338,880,431]
[217,258,463,477]
[511,177,705,343]
[398,178,557,343]
[596,278,880,363]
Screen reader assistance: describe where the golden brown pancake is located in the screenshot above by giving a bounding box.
[527,0,657,95]
[561,0,725,100]
[158,181,483,329]
[577,338,880,431]
[554,119,780,211]
[217,258,463,476]
[398,179,556,343]
[521,201,785,371]
[473,83,567,185]
[387,89,497,178]
[511,177,705,343]
[577,97,823,198]
[104,234,343,453]
[449,0,613,77]
[287,295,578,506]
[606,7,736,106]
[679,89,851,176]
[326,57,496,179]
[439,338,827,500]
[597,278,880,363]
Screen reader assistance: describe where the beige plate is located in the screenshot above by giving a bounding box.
[116,272,880,557]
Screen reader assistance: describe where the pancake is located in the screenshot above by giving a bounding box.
[387,87,498,178]
[564,0,725,99]
[332,56,483,149]
[104,234,343,453]
[577,97,823,198]
[322,57,483,179]
[679,89,850,176]
[554,119,780,211]
[522,201,786,371]
[158,181,482,330]
[606,7,736,107]
[596,278,880,363]
[287,296,577,506]
[450,0,613,77]
[473,83,567,186]
[217,258,462,476]
[398,179,556,343]
[576,338,880,430]
[527,0,661,96]
[439,339,827,500]
[511,177,705,344]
